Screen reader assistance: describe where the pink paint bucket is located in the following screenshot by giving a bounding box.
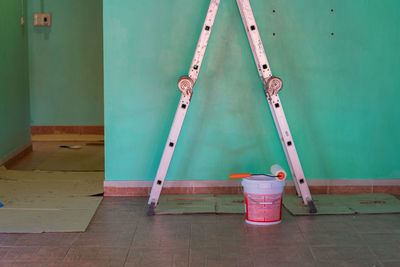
[241,175,285,225]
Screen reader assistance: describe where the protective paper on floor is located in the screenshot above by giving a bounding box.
[0,197,102,233]
[155,194,245,214]
[31,134,104,142]
[0,167,104,233]
[155,194,400,215]
[215,194,245,213]
[283,194,400,215]
[0,168,104,197]
[35,146,104,171]
[155,195,216,214]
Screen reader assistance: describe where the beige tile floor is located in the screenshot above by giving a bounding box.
[0,197,399,266]
[2,142,400,266]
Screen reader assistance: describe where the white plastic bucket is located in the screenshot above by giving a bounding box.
[241,175,285,225]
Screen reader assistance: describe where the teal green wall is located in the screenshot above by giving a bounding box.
[104,0,400,181]
[27,0,103,126]
[0,0,31,160]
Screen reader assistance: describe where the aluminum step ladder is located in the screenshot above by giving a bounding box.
[147,0,317,215]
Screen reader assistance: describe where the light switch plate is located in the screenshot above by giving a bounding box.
[33,13,51,26]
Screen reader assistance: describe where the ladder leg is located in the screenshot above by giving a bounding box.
[268,94,317,213]
[147,0,220,215]
[236,0,316,213]
[147,95,190,214]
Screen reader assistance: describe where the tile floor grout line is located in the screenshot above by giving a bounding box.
[123,224,138,267]
[188,223,192,267]
[294,217,319,264]
[361,232,385,267]
[61,246,73,263]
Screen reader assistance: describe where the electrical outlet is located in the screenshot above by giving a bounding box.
[33,13,51,26]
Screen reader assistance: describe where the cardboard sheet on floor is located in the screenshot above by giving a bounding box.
[283,195,354,215]
[283,194,400,215]
[0,167,103,233]
[0,168,104,196]
[0,197,102,233]
[155,194,245,214]
[35,146,104,171]
[32,134,104,142]
[215,194,245,213]
[155,194,400,215]
[155,195,216,214]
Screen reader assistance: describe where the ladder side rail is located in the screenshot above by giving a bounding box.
[266,97,302,197]
[236,0,272,81]
[148,95,190,205]
[268,95,313,205]
[188,0,220,82]
[236,0,301,195]
[235,0,303,196]
[237,0,314,204]
[148,0,221,211]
